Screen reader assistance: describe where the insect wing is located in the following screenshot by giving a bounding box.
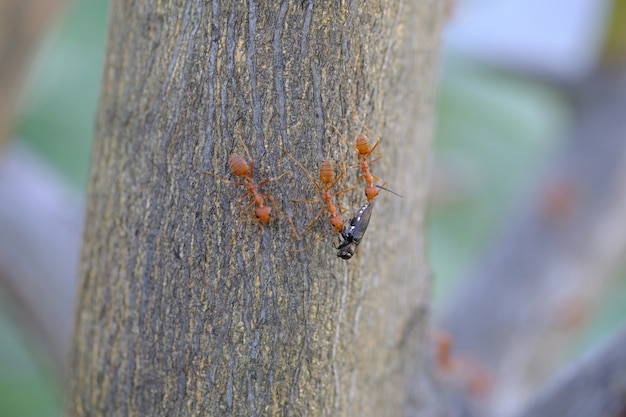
[337,202,374,259]
[346,201,374,244]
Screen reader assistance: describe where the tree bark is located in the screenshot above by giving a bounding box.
[67,1,444,416]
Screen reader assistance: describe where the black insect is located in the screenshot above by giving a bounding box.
[336,201,374,260]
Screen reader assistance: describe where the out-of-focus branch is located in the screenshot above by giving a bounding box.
[439,67,626,417]
[0,0,68,147]
[0,143,82,371]
[513,324,626,417]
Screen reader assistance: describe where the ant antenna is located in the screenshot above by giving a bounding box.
[376,184,403,198]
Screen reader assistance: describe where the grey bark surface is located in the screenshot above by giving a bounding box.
[67,1,444,416]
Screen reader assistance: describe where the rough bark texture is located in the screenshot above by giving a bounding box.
[67,1,444,416]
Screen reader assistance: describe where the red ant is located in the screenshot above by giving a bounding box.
[204,138,289,226]
[288,154,354,234]
[332,118,385,201]
[354,131,385,201]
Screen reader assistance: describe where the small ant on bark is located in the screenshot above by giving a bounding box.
[352,115,404,201]
[287,151,355,234]
[354,132,385,201]
[204,134,290,226]
[331,116,388,201]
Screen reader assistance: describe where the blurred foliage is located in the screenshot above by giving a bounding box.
[430,55,626,364]
[603,0,626,60]
[0,296,61,417]
[14,0,109,190]
[429,55,570,305]
[572,266,626,359]
[2,1,109,416]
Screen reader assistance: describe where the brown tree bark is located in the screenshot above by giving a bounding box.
[66,1,445,416]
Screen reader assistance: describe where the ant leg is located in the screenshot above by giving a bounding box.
[353,113,382,142]
[283,148,324,194]
[203,171,247,186]
[370,172,383,183]
[292,197,325,204]
[368,154,384,165]
[263,193,300,238]
[356,167,383,185]
[366,138,382,158]
[330,123,355,153]
[300,205,327,234]
[332,183,358,198]
[257,171,291,187]
[326,163,348,190]
[234,191,254,217]
[294,228,340,253]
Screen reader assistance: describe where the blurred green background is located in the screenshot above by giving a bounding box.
[2,0,625,416]
[3,2,107,416]
[15,0,108,191]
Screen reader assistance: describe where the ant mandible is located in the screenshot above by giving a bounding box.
[204,135,288,225]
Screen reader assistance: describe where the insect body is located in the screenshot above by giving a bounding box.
[336,201,374,259]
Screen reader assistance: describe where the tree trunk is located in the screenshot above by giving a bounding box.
[67,1,444,416]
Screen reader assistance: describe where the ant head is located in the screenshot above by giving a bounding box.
[229,153,250,177]
[355,133,371,156]
[330,214,344,233]
[255,205,271,223]
[365,186,379,201]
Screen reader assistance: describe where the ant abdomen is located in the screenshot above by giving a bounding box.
[229,153,250,177]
